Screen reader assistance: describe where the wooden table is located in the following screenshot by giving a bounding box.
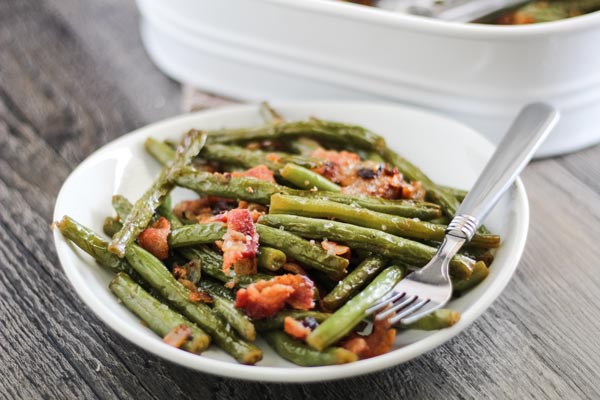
[2,1,599,398]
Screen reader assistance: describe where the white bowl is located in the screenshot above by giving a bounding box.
[53,102,529,382]
[135,0,600,157]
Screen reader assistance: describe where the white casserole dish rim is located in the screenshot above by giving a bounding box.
[267,0,600,38]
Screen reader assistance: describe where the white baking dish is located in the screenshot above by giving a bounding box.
[135,0,600,157]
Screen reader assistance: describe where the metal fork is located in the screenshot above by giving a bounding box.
[365,103,559,326]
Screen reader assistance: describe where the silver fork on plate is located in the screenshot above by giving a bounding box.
[365,103,559,326]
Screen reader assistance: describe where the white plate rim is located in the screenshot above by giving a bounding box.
[53,101,528,382]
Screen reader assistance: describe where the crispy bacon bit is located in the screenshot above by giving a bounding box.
[179,278,197,292]
[321,240,351,258]
[284,316,312,340]
[174,197,236,222]
[231,165,276,183]
[163,324,192,348]
[189,290,213,303]
[234,274,315,319]
[311,149,362,186]
[342,167,405,199]
[173,266,187,280]
[224,279,237,289]
[310,149,412,199]
[341,336,368,355]
[138,217,170,260]
[266,153,283,163]
[362,315,396,358]
[340,312,396,359]
[401,181,426,201]
[173,260,202,285]
[282,262,307,275]
[222,209,259,275]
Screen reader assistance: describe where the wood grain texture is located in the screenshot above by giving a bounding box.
[1,0,599,399]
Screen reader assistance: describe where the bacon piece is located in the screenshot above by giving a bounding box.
[163,324,192,348]
[321,240,351,258]
[265,153,283,163]
[231,165,276,183]
[173,197,236,223]
[234,274,315,319]
[222,209,259,275]
[282,262,307,276]
[340,336,368,356]
[284,317,312,340]
[361,316,396,358]
[138,217,170,260]
[401,181,426,201]
[311,149,362,186]
[189,290,213,304]
[340,313,396,359]
[342,167,405,199]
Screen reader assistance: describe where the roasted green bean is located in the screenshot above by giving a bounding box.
[198,280,256,341]
[269,194,500,248]
[257,247,287,272]
[260,214,476,279]
[401,309,460,331]
[265,331,358,366]
[307,265,405,351]
[279,163,341,192]
[256,224,349,279]
[168,223,227,248]
[321,256,388,311]
[110,272,211,353]
[109,130,207,257]
[125,243,262,364]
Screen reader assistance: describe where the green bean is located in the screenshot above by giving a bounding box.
[259,101,284,124]
[178,246,272,286]
[257,247,287,272]
[322,256,388,311]
[55,215,131,274]
[197,280,256,341]
[269,194,500,248]
[103,216,122,238]
[295,192,441,220]
[307,265,405,351]
[110,272,211,353]
[111,195,133,221]
[171,166,441,219]
[197,279,235,300]
[288,137,322,155]
[254,310,331,332]
[144,137,175,166]
[265,331,357,366]
[156,195,183,229]
[439,185,468,202]
[452,260,489,293]
[256,224,349,279]
[201,144,323,171]
[168,223,227,248]
[124,244,262,364]
[208,119,386,153]
[170,166,279,204]
[279,163,341,192]
[260,214,474,279]
[401,309,461,331]
[109,130,207,257]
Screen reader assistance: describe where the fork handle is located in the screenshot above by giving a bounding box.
[446,103,559,240]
